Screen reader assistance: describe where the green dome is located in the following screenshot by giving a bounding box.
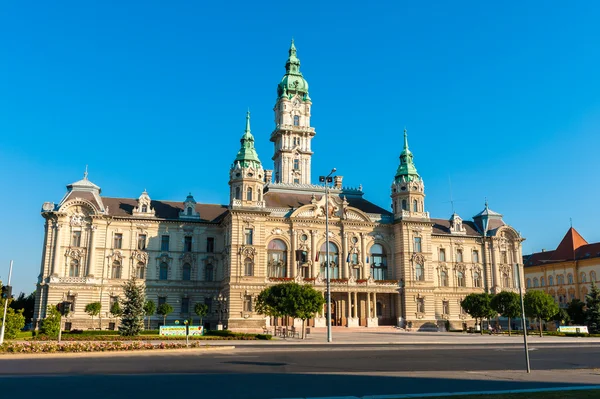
[233,111,262,169]
[277,39,310,100]
[394,129,420,183]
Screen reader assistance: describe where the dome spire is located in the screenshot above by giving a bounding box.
[394,128,420,182]
[234,111,262,169]
[278,39,310,100]
[245,109,251,135]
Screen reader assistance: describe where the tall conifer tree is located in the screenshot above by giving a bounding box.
[119,277,145,336]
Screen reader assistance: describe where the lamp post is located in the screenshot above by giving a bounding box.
[213,292,228,330]
[319,168,336,343]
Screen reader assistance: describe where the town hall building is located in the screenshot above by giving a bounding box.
[33,41,525,332]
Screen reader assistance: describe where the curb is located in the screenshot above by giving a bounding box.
[0,345,236,359]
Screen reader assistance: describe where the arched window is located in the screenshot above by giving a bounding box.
[159,262,168,280]
[580,272,587,283]
[548,276,554,286]
[267,239,287,278]
[557,275,565,285]
[457,271,465,287]
[526,279,531,288]
[319,242,339,279]
[69,259,79,277]
[142,205,148,212]
[456,249,463,263]
[370,244,387,280]
[235,187,241,200]
[540,276,546,287]
[205,264,214,281]
[402,199,407,210]
[472,251,479,263]
[591,271,597,282]
[112,260,122,279]
[440,270,448,286]
[567,273,573,285]
[293,115,299,126]
[182,263,191,281]
[473,271,482,288]
[137,261,145,279]
[244,257,254,276]
[246,187,253,201]
[505,273,513,288]
[533,278,539,288]
[187,207,192,216]
[413,200,418,212]
[415,263,424,281]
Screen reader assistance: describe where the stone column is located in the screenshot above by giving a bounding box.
[347,291,351,326]
[373,292,377,317]
[342,232,348,279]
[361,233,368,279]
[87,225,97,277]
[290,230,296,278]
[51,223,62,276]
[311,230,318,278]
[353,292,358,318]
[367,291,371,319]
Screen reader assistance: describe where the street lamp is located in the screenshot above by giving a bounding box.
[319,168,336,343]
[213,292,228,330]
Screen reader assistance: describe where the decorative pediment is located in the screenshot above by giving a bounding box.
[411,253,425,265]
[455,263,466,273]
[180,252,196,265]
[133,190,155,217]
[131,250,148,264]
[65,248,84,260]
[109,250,123,262]
[239,246,257,259]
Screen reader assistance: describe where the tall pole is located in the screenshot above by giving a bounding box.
[0,260,14,345]
[515,262,531,373]
[325,181,332,343]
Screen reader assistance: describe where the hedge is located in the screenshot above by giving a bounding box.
[0,341,217,354]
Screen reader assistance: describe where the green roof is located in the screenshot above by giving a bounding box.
[234,111,262,169]
[394,129,420,182]
[277,39,310,101]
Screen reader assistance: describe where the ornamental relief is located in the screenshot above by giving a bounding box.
[271,227,284,235]
[180,252,195,265]
[70,213,86,227]
[109,250,123,262]
[454,263,466,272]
[131,250,148,264]
[65,248,84,260]
[411,253,425,265]
[239,246,257,259]
[499,264,512,274]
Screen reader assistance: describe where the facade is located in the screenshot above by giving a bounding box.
[33,41,525,332]
[524,227,600,307]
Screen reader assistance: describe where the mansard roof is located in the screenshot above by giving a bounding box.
[431,218,481,236]
[102,197,228,223]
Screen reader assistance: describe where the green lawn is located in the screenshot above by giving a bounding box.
[417,389,599,399]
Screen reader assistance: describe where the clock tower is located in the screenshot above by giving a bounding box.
[270,40,315,185]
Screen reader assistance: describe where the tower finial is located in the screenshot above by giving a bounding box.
[84,165,88,180]
[485,198,488,208]
[245,109,251,134]
[403,128,409,150]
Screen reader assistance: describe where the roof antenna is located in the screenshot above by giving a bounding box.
[84,165,89,180]
[570,217,573,228]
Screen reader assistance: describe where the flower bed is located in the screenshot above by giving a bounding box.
[30,333,271,342]
[0,340,217,354]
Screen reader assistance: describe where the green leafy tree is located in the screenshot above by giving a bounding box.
[194,303,209,327]
[255,283,325,339]
[0,282,25,339]
[460,293,497,335]
[9,291,36,325]
[490,291,521,336]
[40,305,62,337]
[119,277,146,336]
[144,300,156,330]
[567,298,586,325]
[553,308,570,325]
[157,303,174,326]
[524,290,559,337]
[585,282,600,334]
[110,301,122,319]
[85,302,102,329]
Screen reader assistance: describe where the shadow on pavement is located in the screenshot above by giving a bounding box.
[1,373,592,399]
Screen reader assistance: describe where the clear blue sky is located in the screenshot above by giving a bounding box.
[1,1,599,294]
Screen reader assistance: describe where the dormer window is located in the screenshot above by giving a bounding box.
[142,205,147,212]
[293,115,300,126]
[187,207,192,216]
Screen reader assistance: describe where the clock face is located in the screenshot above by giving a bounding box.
[292,99,300,108]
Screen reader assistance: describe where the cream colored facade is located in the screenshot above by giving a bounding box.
[33,42,525,332]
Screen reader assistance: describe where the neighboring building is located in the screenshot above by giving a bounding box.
[524,227,600,307]
[33,41,525,332]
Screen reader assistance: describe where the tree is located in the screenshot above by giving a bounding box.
[567,298,586,325]
[85,302,102,329]
[553,308,570,325]
[0,282,26,339]
[144,300,156,330]
[490,291,521,336]
[585,282,600,334]
[119,277,146,336]
[255,283,325,339]
[9,291,35,325]
[40,305,62,337]
[460,293,497,335]
[194,303,208,327]
[524,290,559,337]
[110,301,122,320]
[157,303,174,326]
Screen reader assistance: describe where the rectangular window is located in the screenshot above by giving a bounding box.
[293,178,300,184]
[184,236,192,252]
[442,300,449,315]
[138,234,146,250]
[414,237,422,253]
[439,248,446,262]
[243,295,253,312]
[161,235,170,251]
[158,296,166,306]
[417,298,425,313]
[293,159,300,170]
[244,229,253,245]
[473,250,479,263]
[456,249,463,263]
[206,237,215,253]
[71,231,81,247]
[181,297,190,314]
[113,233,123,249]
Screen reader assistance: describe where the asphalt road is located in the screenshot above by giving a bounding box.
[2,345,599,398]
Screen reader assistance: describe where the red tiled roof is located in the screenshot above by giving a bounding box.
[524,228,599,267]
[101,197,228,223]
